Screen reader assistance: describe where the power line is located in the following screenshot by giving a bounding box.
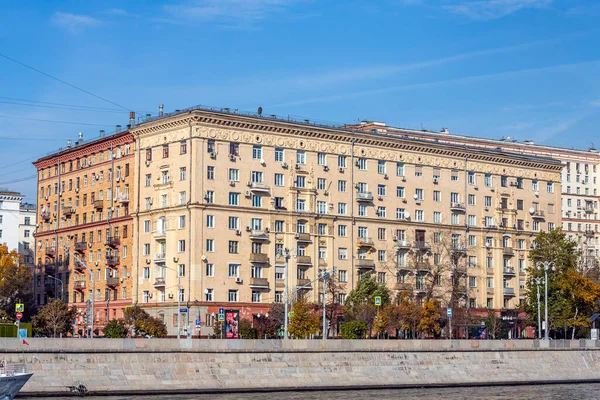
[0,136,69,141]
[0,165,34,178]
[0,115,109,127]
[0,52,130,111]
[0,155,39,170]
[0,100,130,114]
[0,96,132,111]
[0,174,37,185]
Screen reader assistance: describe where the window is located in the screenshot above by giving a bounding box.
[179,191,186,205]
[145,174,151,187]
[501,176,508,187]
[205,288,213,301]
[228,263,240,278]
[433,212,441,223]
[338,180,347,192]
[274,173,284,186]
[318,153,326,166]
[207,166,215,180]
[206,263,214,277]
[547,182,554,193]
[338,202,347,215]
[338,156,347,169]
[485,196,492,207]
[378,250,386,262]
[484,174,492,187]
[396,163,405,177]
[378,160,386,175]
[145,148,152,162]
[338,270,347,282]
[296,176,306,188]
[357,158,367,170]
[274,220,284,232]
[487,277,494,288]
[318,178,326,190]
[252,291,262,303]
[178,167,186,181]
[415,210,424,222]
[433,190,441,202]
[229,142,239,156]
[358,204,367,217]
[468,172,476,185]
[252,195,262,208]
[469,235,477,246]
[451,213,459,225]
[468,215,476,226]
[275,148,284,162]
[415,165,423,177]
[469,276,477,288]
[162,144,169,158]
[338,248,348,260]
[251,171,263,183]
[396,208,406,220]
[296,151,306,165]
[396,186,405,198]
[338,225,347,236]
[252,145,262,160]
[415,188,423,201]
[178,215,185,229]
[229,241,239,254]
[178,264,185,277]
[468,194,476,206]
[206,239,214,252]
[229,192,240,206]
[228,290,238,302]
[317,201,327,214]
[377,206,386,218]
[206,215,214,228]
[180,140,187,154]
[177,240,185,252]
[144,220,151,233]
[377,184,386,197]
[296,199,306,212]
[451,170,458,181]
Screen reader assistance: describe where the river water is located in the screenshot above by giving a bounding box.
[18,384,600,399]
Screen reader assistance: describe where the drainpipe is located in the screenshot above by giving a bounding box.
[350,139,355,291]
[187,117,193,337]
[134,135,142,305]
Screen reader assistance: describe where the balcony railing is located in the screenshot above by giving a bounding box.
[295,232,311,242]
[503,287,515,296]
[250,230,269,240]
[450,202,466,212]
[45,247,56,258]
[117,194,130,204]
[106,256,120,267]
[153,277,165,287]
[74,281,86,291]
[395,282,412,291]
[357,237,374,246]
[395,240,411,250]
[62,207,75,218]
[356,192,373,202]
[154,230,166,238]
[74,260,85,272]
[503,267,516,276]
[531,210,545,219]
[356,259,375,269]
[414,241,431,251]
[154,253,166,263]
[249,253,270,263]
[105,236,121,247]
[106,277,120,286]
[503,247,514,256]
[74,242,87,252]
[93,200,104,210]
[297,278,311,288]
[249,182,270,194]
[249,277,270,288]
[297,255,312,265]
[585,229,596,237]
[451,244,467,255]
[41,211,51,221]
[415,261,431,273]
[585,205,594,214]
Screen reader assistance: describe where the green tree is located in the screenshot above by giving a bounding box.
[0,245,33,319]
[288,297,320,338]
[397,291,422,338]
[418,300,441,337]
[345,274,391,336]
[525,229,600,338]
[239,318,258,339]
[340,321,368,339]
[123,306,167,338]
[32,299,76,338]
[484,310,506,340]
[103,319,128,338]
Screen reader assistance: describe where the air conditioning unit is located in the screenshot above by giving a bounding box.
[260,159,265,165]
[484,207,489,211]
[235,277,243,284]
[354,160,359,166]
[120,278,124,283]
[149,293,153,298]
[247,181,253,187]
[402,198,407,203]
[384,174,388,180]
[294,233,300,239]
[323,165,329,172]
[378,196,383,201]
[324,190,329,196]
[236,229,242,236]
[145,160,151,167]
[295,163,301,170]
[229,154,236,161]
[75,188,79,193]
[210,152,217,159]
[244,190,252,197]
[230,180,235,186]
[246,226,251,231]
[401,176,406,182]
[474,186,479,190]
[491,188,495,192]
[433,177,439,184]
[265,227,270,233]
[338,167,344,173]
[168,293,173,299]
[282,162,288,169]
[393,235,398,241]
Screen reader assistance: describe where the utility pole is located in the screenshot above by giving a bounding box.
[536,261,555,340]
[535,277,543,339]
[73,253,94,339]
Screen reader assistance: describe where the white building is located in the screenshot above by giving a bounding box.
[0,189,36,267]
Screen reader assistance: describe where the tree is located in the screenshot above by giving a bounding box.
[253,303,284,338]
[123,306,167,338]
[103,319,127,338]
[345,274,391,336]
[0,310,14,323]
[288,297,320,338]
[525,229,600,339]
[324,273,346,338]
[0,245,33,319]
[484,310,506,340]
[418,300,441,337]
[239,318,258,339]
[32,299,76,338]
[340,321,368,339]
[397,291,422,338]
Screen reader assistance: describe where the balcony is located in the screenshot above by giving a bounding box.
[44,282,55,293]
[450,202,466,212]
[585,229,596,238]
[62,207,75,218]
[74,281,86,291]
[106,277,120,287]
[503,267,516,276]
[503,287,515,296]
[74,242,87,253]
[153,277,165,287]
[397,264,413,273]
[117,194,130,204]
[503,247,514,256]
[45,246,56,258]
[154,253,166,264]
[74,260,85,272]
[297,255,312,266]
[41,211,51,221]
[250,230,269,240]
[93,200,104,210]
[395,240,411,251]
[356,259,376,269]
[531,210,545,220]
[486,288,494,295]
[356,192,373,202]
[585,205,594,214]
[297,278,311,288]
[295,232,311,242]
[454,264,467,275]
[249,253,270,263]
[154,229,166,239]
[106,256,120,267]
[415,261,431,273]
[357,237,374,247]
[414,241,431,251]
[451,244,467,256]
[395,282,412,291]
[249,182,271,194]
[414,285,427,295]
[105,236,120,247]
[249,277,270,289]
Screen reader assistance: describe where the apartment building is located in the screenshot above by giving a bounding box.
[131,107,562,336]
[0,190,36,267]
[33,129,135,334]
[349,121,600,268]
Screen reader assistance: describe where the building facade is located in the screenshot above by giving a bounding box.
[349,122,600,269]
[131,108,562,336]
[0,190,36,267]
[33,130,135,335]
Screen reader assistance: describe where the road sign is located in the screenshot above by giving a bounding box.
[219,308,225,315]
[374,296,382,306]
[195,319,201,328]
[18,329,27,339]
[86,300,91,307]
[179,308,188,313]
[218,314,225,322]
[15,304,24,313]
[16,312,22,320]
[447,308,452,318]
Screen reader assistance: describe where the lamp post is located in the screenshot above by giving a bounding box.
[46,274,64,302]
[276,248,294,340]
[536,261,555,340]
[534,277,543,339]
[163,257,181,339]
[72,253,95,339]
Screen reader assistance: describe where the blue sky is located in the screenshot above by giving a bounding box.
[1,0,599,201]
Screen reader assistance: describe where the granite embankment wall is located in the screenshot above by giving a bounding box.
[4,339,600,396]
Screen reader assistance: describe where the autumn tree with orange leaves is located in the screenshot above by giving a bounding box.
[0,244,33,319]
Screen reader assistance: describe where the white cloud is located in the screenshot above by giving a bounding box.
[444,0,554,20]
[51,12,101,33]
[163,0,296,28]
[590,99,600,107]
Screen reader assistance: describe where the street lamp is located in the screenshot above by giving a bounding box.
[72,253,95,339]
[536,261,556,340]
[46,274,64,302]
[276,248,295,340]
[163,257,181,339]
[534,277,544,339]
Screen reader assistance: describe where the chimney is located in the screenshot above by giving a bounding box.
[67,140,72,149]
[129,111,135,127]
[158,104,164,117]
[146,113,151,122]
[78,132,83,141]
[116,125,121,133]
[99,130,105,138]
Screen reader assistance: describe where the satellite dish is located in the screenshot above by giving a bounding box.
[528,207,535,214]
[257,106,263,116]
[413,194,419,200]
[201,255,207,261]
[535,191,539,197]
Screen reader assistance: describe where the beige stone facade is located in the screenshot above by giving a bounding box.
[33,131,135,335]
[131,109,562,336]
